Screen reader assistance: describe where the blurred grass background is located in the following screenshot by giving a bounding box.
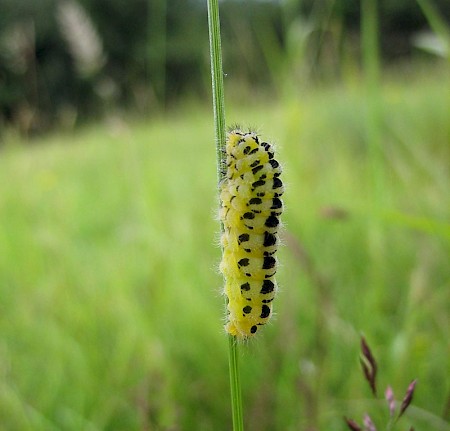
[0,0,449,430]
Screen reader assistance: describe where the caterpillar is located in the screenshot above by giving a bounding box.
[219,128,284,338]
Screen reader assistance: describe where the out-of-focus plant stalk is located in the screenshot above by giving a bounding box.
[361,0,385,291]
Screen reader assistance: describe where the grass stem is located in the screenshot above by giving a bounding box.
[361,0,385,293]
[228,335,244,431]
[207,0,226,184]
[207,1,244,430]
[361,0,383,214]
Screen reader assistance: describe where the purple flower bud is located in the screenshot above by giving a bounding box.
[344,417,362,431]
[360,336,377,396]
[385,385,395,417]
[363,413,377,431]
[398,379,417,419]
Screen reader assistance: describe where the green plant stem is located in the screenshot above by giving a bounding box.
[147,0,167,110]
[207,0,226,184]
[228,335,244,431]
[206,1,244,430]
[361,0,383,214]
[416,0,450,49]
[361,0,385,293]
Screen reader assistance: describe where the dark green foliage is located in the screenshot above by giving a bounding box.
[0,0,449,132]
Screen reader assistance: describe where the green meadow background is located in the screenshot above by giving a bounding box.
[1,1,450,430]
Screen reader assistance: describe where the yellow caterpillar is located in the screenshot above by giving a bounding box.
[219,129,284,338]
